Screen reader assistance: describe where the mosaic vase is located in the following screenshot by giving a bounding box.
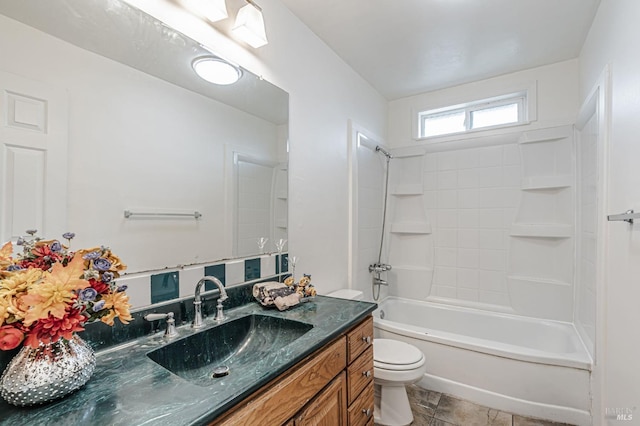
[0,334,96,406]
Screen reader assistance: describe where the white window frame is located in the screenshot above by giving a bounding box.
[417,91,530,140]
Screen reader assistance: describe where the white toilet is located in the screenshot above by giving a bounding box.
[327,289,427,426]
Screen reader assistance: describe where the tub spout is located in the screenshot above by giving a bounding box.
[373,276,388,286]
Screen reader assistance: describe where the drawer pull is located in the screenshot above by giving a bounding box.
[362,408,372,417]
[362,370,372,378]
[362,336,372,344]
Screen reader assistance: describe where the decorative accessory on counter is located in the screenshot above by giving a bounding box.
[253,281,298,311]
[289,256,298,281]
[275,238,287,253]
[257,237,268,254]
[0,334,95,406]
[0,230,130,406]
[253,274,316,311]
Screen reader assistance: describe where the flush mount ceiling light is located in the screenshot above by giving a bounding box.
[232,0,268,48]
[192,57,242,85]
[180,0,228,22]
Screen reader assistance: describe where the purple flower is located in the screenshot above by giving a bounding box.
[25,229,37,236]
[16,237,24,246]
[117,284,128,292]
[101,272,114,283]
[79,288,98,302]
[92,300,106,311]
[50,241,62,252]
[93,258,112,272]
[83,251,101,261]
[6,265,23,271]
[62,232,75,240]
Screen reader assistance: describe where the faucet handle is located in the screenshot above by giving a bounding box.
[144,312,178,338]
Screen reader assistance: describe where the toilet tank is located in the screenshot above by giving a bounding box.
[326,289,364,300]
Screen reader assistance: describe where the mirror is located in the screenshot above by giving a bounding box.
[0,0,288,273]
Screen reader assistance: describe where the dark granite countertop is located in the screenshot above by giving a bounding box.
[0,294,376,426]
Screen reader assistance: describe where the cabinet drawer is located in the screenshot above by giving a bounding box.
[347,345,374,404]
[346,316,373,364]
[347,382,374,426]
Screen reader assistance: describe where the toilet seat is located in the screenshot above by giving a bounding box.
[374,338,425,371]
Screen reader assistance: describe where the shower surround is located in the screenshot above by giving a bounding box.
[384,125,581,325]
[351,125,597,424]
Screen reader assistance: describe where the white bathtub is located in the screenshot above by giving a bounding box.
[373,297,592,425]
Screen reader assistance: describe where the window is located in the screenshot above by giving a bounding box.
[418,93,526,138]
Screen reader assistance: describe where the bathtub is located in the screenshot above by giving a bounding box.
[373,297,592,425]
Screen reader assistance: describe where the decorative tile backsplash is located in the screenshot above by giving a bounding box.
[150,271,180,304]
[120,253,289,310]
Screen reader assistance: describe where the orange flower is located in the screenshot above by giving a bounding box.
[100,291,133,326]
[0,242,12,270]
[23,310,85,348]
[0,325,24,350]
[0,268,44,326]
[21,255,89,326]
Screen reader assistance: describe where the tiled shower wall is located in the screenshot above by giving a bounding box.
[425,143,522,307]
[384,126,578,320]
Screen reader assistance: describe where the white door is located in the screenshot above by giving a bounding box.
[0,70,68,242]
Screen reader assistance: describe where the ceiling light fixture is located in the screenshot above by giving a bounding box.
[232,0,268,48]
[180,0,228,23]
[192,57,242,85]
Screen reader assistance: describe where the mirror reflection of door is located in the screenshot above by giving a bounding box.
[234,154,287,257]
[0,71,68,242]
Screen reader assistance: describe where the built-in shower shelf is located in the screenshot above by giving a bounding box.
[510,224,573,238]
[518,126,573,144]
[508,275,572,287]
[521,175,573,190]
[390,184,423,196]
[390,222,432,234]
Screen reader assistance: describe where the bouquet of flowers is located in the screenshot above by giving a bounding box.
[0,230,132,351]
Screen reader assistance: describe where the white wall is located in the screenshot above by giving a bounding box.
[126,0,388,293]
[388,59,580,148]
[580,0,640,423]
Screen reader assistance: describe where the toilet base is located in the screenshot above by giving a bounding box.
[373,383,413,426]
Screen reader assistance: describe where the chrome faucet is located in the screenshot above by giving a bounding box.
[144,311,179,338]
[369,263,392,273]
[193,276,228,328]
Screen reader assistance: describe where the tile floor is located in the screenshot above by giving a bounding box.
[394,384,575,426]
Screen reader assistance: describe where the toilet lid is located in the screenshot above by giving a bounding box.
[374,338,424,366]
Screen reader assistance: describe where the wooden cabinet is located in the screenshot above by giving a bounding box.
[346,316,373,363]
[294,372,347,425]
[345,317,374,424]
[210,315,373,426]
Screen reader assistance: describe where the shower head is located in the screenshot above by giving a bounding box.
[375,146,393,159]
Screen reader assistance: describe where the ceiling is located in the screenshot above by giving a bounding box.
[279,0,601,100]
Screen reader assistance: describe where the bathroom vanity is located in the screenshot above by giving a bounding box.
[0,294,376,425]
[213,316,374,425]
